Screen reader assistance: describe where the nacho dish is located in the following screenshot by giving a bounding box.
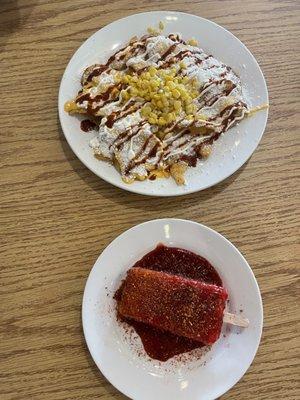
[65,25,266,185]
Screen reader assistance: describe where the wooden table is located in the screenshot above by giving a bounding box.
[1,1,299,399]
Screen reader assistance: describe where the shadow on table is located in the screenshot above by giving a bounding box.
[0,0,37,50]
[57,115,248,211]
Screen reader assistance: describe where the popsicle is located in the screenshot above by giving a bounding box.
[118,267,229,345]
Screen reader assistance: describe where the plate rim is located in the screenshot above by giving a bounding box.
[58,10,269,197]
[82,218,263,400]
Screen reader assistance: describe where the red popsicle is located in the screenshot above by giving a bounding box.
[118,267,228,345]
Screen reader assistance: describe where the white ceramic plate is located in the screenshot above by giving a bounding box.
[59,11,268,196]
[82,219,263,400]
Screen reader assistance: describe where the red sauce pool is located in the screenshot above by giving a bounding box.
[80,119,97,132]
[115,244,223,361]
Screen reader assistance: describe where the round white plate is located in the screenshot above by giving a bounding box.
[82,219,263,400]
[59,11,268,197]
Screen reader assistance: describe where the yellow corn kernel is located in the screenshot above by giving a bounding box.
[162,97,169,106]
[166,113,174,123]
[173,100,182,111]
[142,105,152,115]
[153,115,159,124]
[179,92,187,100]
[157,131,166,140]
[177,83,186,92]
[187,114,194,121]
[150,80,159,89]
[182,76,189,84]
[64,100,78,113]
[130,87,138,96]
[186,104,196,114]
[158,117,166,125]
[187,38,198,46]
[179,61,187,69]
[149,111,157,119]
[164,74,173,81]
[172,89,181,99]
[159,21,165,30]
[131,75,138,83]
[157,100,164,109]
[144,72,151,80]
[166,81,175,90]
[182,93,191,102]
[149,66,157,76]
[151,99,157,108]
[148,117,156,124]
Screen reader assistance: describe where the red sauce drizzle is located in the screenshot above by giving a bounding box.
[115,244,223,361]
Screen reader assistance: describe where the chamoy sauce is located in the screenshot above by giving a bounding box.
[115,244,223,361]
[80,119,97,132]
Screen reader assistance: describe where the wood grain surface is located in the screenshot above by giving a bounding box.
[1,0,299,399]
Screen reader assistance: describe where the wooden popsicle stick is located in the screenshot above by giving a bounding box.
[223,312,249,328]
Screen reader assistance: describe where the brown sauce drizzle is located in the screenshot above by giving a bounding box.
[206,82,236,107]
[181,153,198,167]
[76,83,126,116]
[163,99,245,167]
[160,50,191,68]
[112,121,146,150]
[93,83,123,103]
[124,136,152,174]
[106,101,142,128]
[222,108,241,130]
[164,129,190,152]
[159,43,177,61]
[85,37,150,82]
[168,33,186,44]
[86,65,108,83]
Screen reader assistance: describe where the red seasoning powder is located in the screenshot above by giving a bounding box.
[115,244,225,361]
